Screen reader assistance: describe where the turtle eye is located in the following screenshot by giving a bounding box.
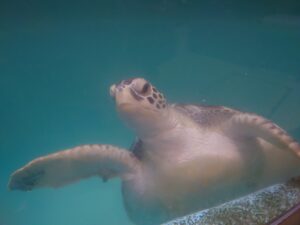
[139,82,151,96]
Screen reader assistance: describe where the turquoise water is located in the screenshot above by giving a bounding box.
[1,1,300,225]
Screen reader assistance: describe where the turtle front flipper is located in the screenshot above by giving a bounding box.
[227,113,300,158]
[8,144,140,191]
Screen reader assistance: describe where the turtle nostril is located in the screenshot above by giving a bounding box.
[123,78,134,85]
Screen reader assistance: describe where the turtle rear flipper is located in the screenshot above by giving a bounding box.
[8,144,140,191]
[227,113,300,158]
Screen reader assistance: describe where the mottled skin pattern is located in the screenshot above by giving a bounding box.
[8,78,300,225]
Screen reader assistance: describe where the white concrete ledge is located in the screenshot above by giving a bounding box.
[163,178,300,225]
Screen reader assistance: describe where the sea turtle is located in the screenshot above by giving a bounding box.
[8,78,300,225]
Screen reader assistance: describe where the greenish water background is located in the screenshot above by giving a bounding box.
[0,1,300,225]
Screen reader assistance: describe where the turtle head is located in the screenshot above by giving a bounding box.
[110,78,169,138]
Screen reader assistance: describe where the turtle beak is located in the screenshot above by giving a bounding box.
[110,84,117,98]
